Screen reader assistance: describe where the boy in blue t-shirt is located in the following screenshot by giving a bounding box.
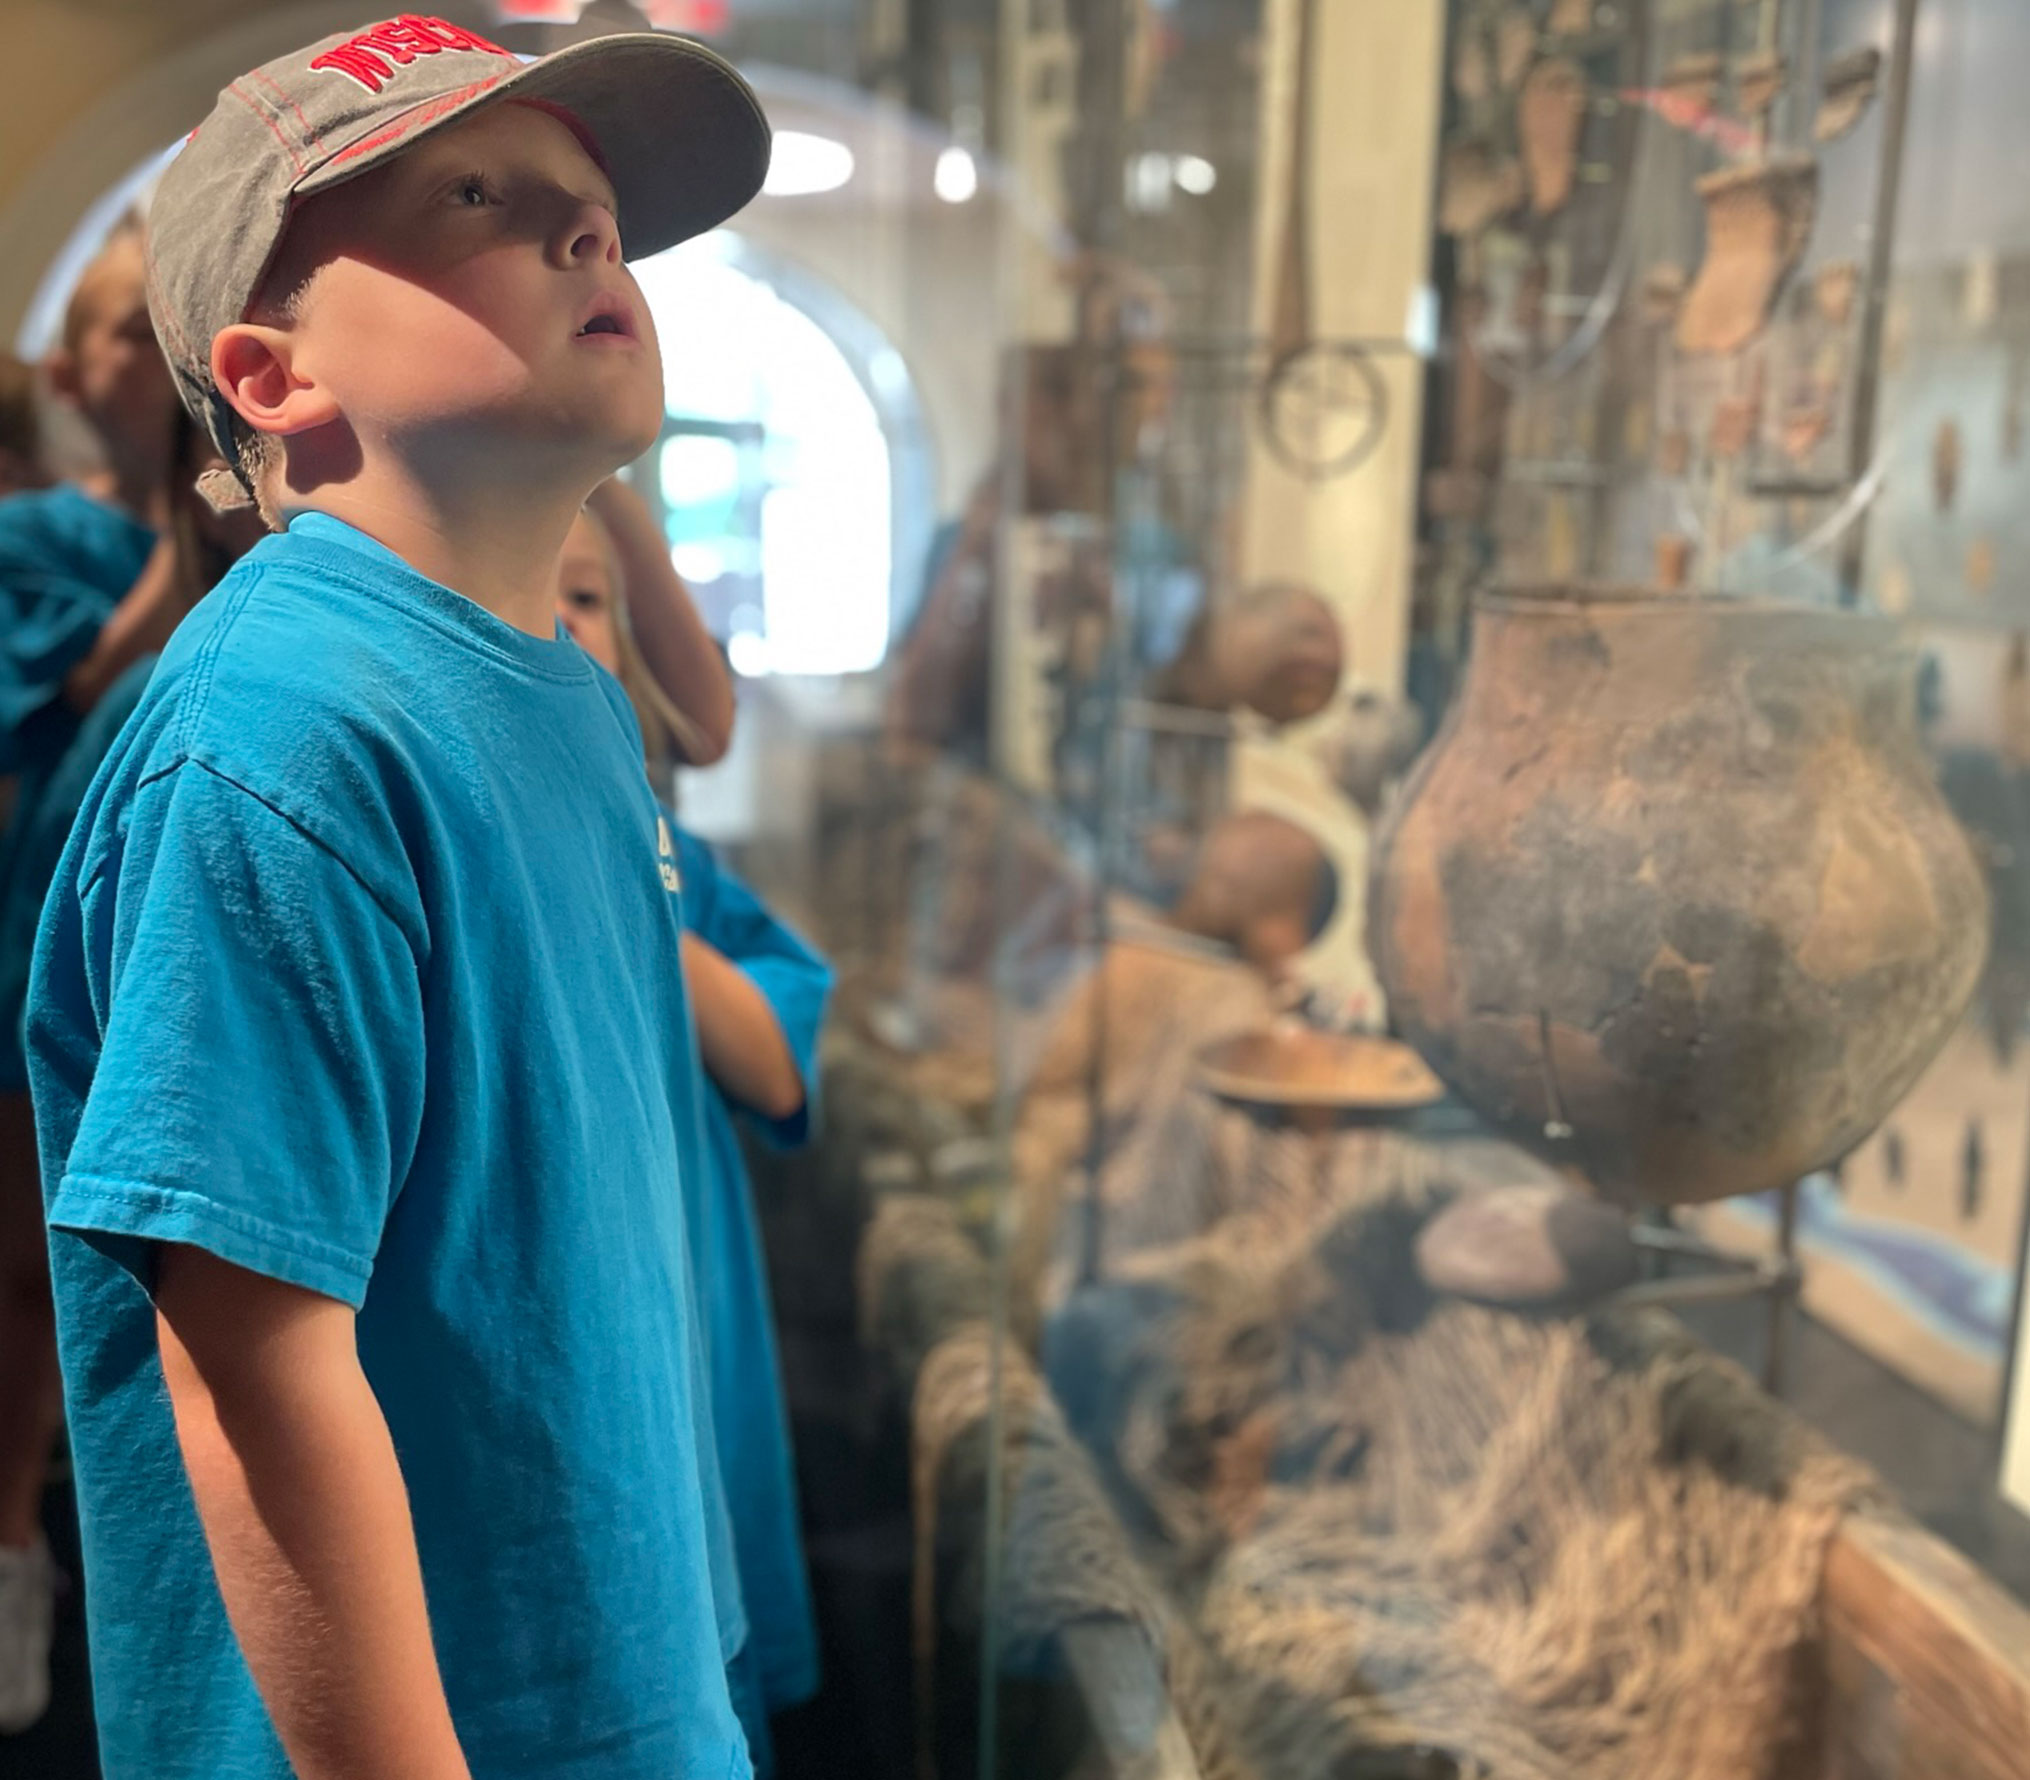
[28,20,773,1780]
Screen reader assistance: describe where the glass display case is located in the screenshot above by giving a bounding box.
[12,1,2030,1776]
[697,3,2030,1780]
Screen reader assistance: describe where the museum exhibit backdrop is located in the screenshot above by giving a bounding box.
[1420,0,2030,1423]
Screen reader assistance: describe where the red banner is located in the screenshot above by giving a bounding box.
[633,0,730,31]
[484,0,589,20]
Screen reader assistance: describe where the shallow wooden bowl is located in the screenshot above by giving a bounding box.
[1195,1028,1446,1113]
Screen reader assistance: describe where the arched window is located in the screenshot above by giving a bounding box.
[633,231,930,677]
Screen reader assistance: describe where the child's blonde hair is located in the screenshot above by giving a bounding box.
[577,505,712,776]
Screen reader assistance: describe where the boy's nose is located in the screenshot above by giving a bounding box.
[554,197,622,269]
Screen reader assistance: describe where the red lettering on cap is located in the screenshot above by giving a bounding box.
[360,22,433,62]
[309,16,510,94]
[311,42,397,92]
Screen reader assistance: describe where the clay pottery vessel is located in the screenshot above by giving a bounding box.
[1204,585,1345,725]
[1661,51,1724,114]
[1640,263,1687,327]
[1678,156,1819,356]
[1815,261,1859,327]
[1495,5,1537,89]
[1519,58,1588,215]
[1709,394,1761,459]
[1736,51,1787,119]
[1780,402,1834,463]
[1452,28,1492,103]
[1326,689,1428,817]
[1816,46,1882,143]
[1968,537,1997,598]
[1439,140,1525,237]
[1369,586,1989,1206]
[1654,534,1695,590]
[1933,418,1963,514]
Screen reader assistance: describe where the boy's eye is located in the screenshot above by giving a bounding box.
[456,175,495,207]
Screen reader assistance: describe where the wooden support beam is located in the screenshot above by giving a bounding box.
[1059,1620,1202,1780]
[1821,1509,2030,1780]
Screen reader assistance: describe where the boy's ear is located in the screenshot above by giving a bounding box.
[210,323,338,440]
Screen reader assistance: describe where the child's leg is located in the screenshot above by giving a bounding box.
[0,1091,57,1551]
[0,1089,57,1731]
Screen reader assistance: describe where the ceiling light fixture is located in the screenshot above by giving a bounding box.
[484,0,728,29]
[934,145,979,204]
[764,131,855,197]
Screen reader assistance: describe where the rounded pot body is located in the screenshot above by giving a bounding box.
[1369,588,1989,1205]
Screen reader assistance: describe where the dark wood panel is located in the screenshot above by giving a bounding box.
[1821,1509,2030,1780]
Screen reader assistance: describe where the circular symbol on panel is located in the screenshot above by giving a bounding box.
[1258,341,1389,481]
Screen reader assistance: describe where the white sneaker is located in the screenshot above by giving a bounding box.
[0,1541,54,1734]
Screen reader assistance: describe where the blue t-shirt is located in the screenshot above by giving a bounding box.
[30,514,749,1780]
[674,829,829,1714]
[0,483,151,768]
[0,484,154,1088]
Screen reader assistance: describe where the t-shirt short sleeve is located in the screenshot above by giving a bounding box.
[677,831,831,1151]
[46,760,425,1307]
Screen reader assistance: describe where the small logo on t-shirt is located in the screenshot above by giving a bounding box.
[657,816,682,894]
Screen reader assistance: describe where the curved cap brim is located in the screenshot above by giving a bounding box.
[294,32,770,258]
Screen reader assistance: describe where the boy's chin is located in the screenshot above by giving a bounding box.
[558,399,664,475]
[502,416,659,486]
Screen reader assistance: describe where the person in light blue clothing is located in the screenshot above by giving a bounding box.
[558,508,831,1780]
[30,27,775,1780]
[0,224,226,1737]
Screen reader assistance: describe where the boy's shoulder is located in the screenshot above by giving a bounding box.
[99,534,442,863]
[148,532,420,744]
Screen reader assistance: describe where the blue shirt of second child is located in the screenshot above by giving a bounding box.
[673,827,829,1716]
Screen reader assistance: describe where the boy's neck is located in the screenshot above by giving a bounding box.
[292,463,596,639]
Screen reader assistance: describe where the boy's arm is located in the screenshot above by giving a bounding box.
[586,478,734,766]
[682,931,805,1122]
[155,1244,470,1780]
[61,530,191,714]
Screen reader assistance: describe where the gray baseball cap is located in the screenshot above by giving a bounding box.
[145,14,770,501]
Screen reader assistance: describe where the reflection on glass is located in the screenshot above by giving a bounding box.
[636,235,896,676]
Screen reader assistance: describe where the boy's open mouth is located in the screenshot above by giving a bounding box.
[574,296,638,342]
